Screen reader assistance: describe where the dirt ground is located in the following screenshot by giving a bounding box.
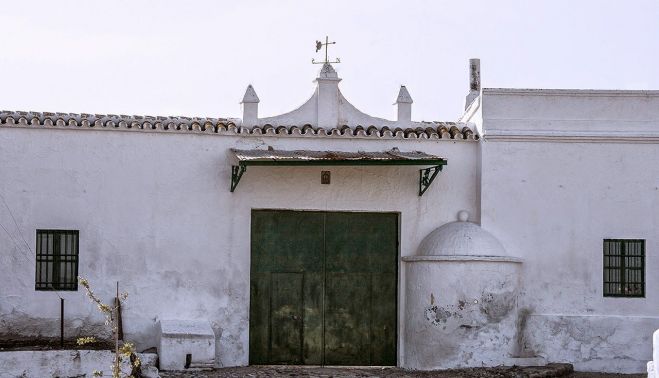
[159,364,646,378]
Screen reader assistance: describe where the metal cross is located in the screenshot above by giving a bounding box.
[312,36,341,64]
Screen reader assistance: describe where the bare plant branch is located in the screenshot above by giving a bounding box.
[78,277,142,378]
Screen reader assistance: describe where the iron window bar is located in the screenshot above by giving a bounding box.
[35,230,79,291]
[603,239,644,297]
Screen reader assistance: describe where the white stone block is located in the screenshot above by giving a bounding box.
[157,319,215,371]
[0,350,158,378]
[653,329,659,378]
[648,361,655,378]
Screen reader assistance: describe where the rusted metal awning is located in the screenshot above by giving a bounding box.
[229,148,447,196]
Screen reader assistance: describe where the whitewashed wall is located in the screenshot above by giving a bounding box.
[0,126,478,367]
[477,89,659,373]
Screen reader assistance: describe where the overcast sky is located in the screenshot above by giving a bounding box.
[0,1,657,122]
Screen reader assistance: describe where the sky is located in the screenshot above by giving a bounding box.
[0,1,657,122]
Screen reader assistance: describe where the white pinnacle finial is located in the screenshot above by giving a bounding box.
[241,84,259,126]
[395,85,413,122]
[315,62,341,128]
[317,63,340,80]
[396,85,413,104]
[241,84,259,104]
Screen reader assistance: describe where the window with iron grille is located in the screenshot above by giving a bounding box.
[35,230,79,291]
[603,239,644,297]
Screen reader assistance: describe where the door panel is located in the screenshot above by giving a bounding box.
[249,272,270,364]
[250,210,324,273]
[250,210,398,366]
[250,210,324,365]
[370,273,397,365]
[324,212,398,365]
[270,272,304,363]
[324,272,371,365]
[302,272,323,364]
[325,212,398,275]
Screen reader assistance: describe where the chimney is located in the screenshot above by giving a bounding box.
[395,85,413,122]
[465,58,481,109]
[241,84,259,126]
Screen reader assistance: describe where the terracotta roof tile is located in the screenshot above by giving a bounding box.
[0,110,478,141]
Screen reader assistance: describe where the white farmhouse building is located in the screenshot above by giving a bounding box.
[0,57,657,374]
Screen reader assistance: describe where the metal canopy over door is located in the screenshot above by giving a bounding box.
[249,210,398,366]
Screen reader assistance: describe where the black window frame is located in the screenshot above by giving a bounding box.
[603,238,645,298]
[35,229,79,291]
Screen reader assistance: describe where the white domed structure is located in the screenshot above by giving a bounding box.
[417,211,507,257]
[403,211,523,370]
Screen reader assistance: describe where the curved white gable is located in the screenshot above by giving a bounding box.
[246,63,426,129]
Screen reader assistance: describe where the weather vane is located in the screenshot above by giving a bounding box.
[312,36,341,64]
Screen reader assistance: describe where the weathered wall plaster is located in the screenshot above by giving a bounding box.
[402,215,522,369]
[0,126,479,368]
[0,350,158,378]
[522,315,656,373]
[403,259,521,369]
[475,89,659,373]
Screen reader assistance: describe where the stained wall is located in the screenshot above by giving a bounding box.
[0,125,478,367]
[476,89,659,373]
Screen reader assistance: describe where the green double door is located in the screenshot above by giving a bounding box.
[249,210,398,366]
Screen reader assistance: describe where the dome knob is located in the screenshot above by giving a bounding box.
[457,210,470,222]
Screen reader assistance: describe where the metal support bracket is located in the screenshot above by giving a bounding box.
[230,164,247,192]
[419,165,443,196]
[230,159,446,195]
